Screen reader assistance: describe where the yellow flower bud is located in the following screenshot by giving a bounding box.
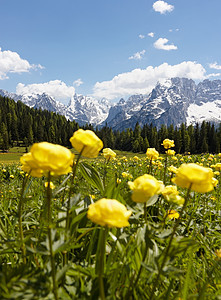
[214,163,221,171]
[87,198,132,227]
[45,182,55,189]
[166,149,176,156]
[171,156,178,161]
[70,129,103,158]
[167,209,180,220]
[122,172,132,179]
[172,163,215,193]
[162,139,175,149]
[162,185,184,205]
[128,174,163,203]
[102,148,116,160]
[146,148,159,160]
[162,185,179,200]
[133,156,139,161]
[168,165,178,173]
[215,249,221,259]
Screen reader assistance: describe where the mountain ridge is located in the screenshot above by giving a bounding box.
[1,77,221,130]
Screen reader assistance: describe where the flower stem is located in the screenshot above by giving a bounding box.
[144,202,147,223]
[99,227,108,300]
[66,147,84,233]
[149,183,192,298]
[46,172,58,300]
[124,227,149,299]
[163,154,168,184]
[18,173,30,264]
[148,158,153,174]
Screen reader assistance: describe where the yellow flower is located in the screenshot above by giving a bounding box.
[87,198,132,227]
[162,139,175,149]
[168,166,178,173]
[122,172,132,179]
[9,175,14,179]
[166,149,176,156]
[20,152,44,177]
[128,174,163,203]
[102,148,116,160]
[162,185,179,200]
[31,142,74,176]
[2,169,6,173]
[167,209,180,220]
[45,182,55,189]
[89,194,96,200]
[212,177,218,187]
[116,178,122,184]
[21,142,74,177]
[214,163,221,171]
[70,129,103,158]
[133,156,139,161]
[162,185,184,205]
[172,163,215,193]
[215,249,221,259]
[146,148,159,160]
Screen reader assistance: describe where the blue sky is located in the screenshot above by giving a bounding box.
[1,0,221,104]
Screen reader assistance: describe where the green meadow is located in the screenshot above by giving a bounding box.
[0,146,220,299]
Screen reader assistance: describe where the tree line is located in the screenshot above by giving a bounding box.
[0,94,221,154]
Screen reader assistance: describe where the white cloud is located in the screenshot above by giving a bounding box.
[73,78,83,87]
[153,1,174,14]
[129,50,146,60]
[16,80,75,102]
[0,47,44,80]
[169,28,179,33]
[93,61,207,100]
[148,32,155,38]
[139,34,145,39]
[209,62,221,70]
[207,72,221,78]
[154,38,177,50]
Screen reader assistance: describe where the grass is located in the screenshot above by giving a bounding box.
[0,147,146,164]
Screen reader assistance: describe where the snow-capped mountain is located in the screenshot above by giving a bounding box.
[1,78,221,129]
[0,90,111,126]
[104,78,221,130]
[65,94,111,125]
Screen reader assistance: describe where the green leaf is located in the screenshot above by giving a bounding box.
[146,194,159,207]
[79,162,104,193]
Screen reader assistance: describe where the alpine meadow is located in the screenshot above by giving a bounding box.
[1,0,221,299]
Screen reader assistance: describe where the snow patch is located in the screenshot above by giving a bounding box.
[187,101,221,125]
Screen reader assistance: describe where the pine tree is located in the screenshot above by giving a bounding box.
[0,123,9,151]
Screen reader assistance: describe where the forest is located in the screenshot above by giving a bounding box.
[0,94,220,154]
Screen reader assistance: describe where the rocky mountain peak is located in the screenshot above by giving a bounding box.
[1,77,221,130]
